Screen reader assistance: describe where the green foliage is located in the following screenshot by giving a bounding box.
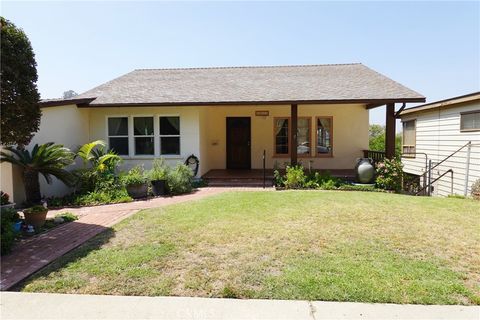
[55,212,78,222]
[0,143,75,204]
[192,178,208,188]
[369,125,402,155]
[0,17,41,147]
[1,208,20,255]
[471,178,480,199]
[273,170,285,187]
[23,205,48,214]
[375,158,404,192]
[284,165,306,189]
[121,166,147,187]
[1,191,10,205]
[337,184,377,192]
[47,189,132,207]
[167,163,193,195]
[147,158,168,181]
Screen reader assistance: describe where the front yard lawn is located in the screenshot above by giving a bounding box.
[21,191,480,305]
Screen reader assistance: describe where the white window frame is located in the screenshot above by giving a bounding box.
[159,115,181,156]
[460,111,480,132]
[105,115,182,159]
[106,116,129,156]
[133,115,155,157]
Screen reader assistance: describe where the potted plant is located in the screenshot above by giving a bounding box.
[121,166,148,199]
[23,205,48,230]
[148,159,168,196]
[0,191,15,209]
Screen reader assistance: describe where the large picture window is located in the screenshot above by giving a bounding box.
[160,116,180,155]
[402,120,416,155]
[460,111,480,131]
[107,117,129,155]
[133,117,154,155]
[316,117,332,156]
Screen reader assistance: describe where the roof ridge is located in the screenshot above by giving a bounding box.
[134,63,363,71]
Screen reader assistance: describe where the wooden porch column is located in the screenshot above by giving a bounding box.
[385,103,396,159]
[290,104,298,166]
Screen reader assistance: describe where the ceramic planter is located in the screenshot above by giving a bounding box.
[126,183,148,199]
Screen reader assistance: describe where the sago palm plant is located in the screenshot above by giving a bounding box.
[0,143,75,205]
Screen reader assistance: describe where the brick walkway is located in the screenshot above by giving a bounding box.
[1,187,265,291]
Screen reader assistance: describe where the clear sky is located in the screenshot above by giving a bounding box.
[2,1,479,125]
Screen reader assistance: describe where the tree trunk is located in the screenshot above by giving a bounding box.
[23,169,41,205]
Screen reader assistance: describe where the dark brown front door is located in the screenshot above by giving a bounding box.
[226,117,251,169]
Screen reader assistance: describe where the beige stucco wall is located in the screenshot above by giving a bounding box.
[198,104,369,175]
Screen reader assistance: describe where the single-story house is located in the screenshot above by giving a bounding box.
[399,92,480,196]
[1,63,425,202]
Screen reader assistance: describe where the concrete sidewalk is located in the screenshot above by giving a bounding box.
[1,292,478,320]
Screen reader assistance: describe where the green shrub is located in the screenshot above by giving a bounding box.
[284,165,306,189]
[147,158,168,181]
[167,163,193,195]
[273,170,285,187]
[121,166,147,187]
[55,212,78,222]
[375,158,403,192]
[1,208,20,255]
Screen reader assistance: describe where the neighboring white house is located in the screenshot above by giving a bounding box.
[1,64,425,203]
[399,92,480,197]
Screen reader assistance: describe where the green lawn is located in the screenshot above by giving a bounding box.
[21,191,480,305]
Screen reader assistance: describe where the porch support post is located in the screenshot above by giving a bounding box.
[385,103,396,159]
[291,103,298,166]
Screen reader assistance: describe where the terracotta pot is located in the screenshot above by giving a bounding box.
[23,210,48,230]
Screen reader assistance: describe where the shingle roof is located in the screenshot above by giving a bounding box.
[42,64,425,107]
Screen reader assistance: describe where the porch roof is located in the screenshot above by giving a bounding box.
[40,63,425,108]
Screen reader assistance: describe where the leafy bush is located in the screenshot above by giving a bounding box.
[273,170,285,187]
[1,191,10,205]
[167,163,193,195]
[284,165,306,189]
[55,212,78,222]
[148,158,168,181]
[471,179,480,200]
[1,208,20,255]
[375,158,404,192]
[121,166,147,187]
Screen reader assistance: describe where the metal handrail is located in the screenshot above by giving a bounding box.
[430,141,471,171]
[416,169,454,196]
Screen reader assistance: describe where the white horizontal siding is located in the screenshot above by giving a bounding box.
[402,101,480,197]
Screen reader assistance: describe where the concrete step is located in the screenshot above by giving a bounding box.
[206,179,273,187]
